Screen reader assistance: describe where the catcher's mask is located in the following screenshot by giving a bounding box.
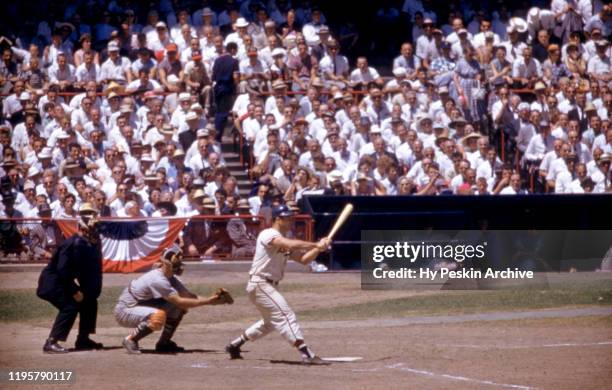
[162,246,184,275]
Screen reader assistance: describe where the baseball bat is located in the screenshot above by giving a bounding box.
[326,203,354,240]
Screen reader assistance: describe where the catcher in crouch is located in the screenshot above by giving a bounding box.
[114,245,233,353]
[226,205,331,365]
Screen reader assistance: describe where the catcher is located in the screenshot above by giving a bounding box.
[113,245,233,353]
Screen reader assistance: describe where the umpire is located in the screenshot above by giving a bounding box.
[36,203,104,354]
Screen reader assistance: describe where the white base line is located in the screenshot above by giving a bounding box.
[442,341,612,349]
[386,363,536,390]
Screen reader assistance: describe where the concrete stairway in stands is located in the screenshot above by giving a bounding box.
[221,135,251,198]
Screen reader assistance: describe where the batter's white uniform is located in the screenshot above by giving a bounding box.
[243,228,304,345]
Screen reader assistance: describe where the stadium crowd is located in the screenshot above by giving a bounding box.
[0,0,611,257]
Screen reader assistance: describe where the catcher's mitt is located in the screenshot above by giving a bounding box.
[214,288,234,304]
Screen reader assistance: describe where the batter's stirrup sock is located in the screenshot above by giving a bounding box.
[298,344,315,359]
[230,334,248,348]
[158,316,182,344]
[131,322,153,342]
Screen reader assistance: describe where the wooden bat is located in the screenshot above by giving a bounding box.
[326,203,354,240]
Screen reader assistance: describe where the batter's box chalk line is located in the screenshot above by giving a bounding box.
[386,363,536,390]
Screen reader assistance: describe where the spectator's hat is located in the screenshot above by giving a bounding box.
[19,91,31,100]
[79,202,98,215]
[1,159,18,169]
[235,17,249,28]
[144,172,159,182]
[566,41,579,50]
[268,123,281,132]
[518,102,530,111]
[178,92,191,102]
[433,121,446,131]
[585,102,597,113]
[438,85,449,94]
[193,177,205,187]
[432,28,443,36]
[598,153,611,165]
[197,128,209,138]
[161,124,175,135]
[435,129,450,147]
[457,28,468,36]
[265,20,276,28]
[391,116,403,124]
[190,103,203,112]
[185,111,199,121]
[322,110,335,118]
[319,25,330,34]
[172,149,185,159]
[508,17,527,33]
[205,123,216,132]
[192,50,202,60]
[534,81,547,91]
[272,204,294,219]
[356,172,372,182]
[39,147,53,159]
[201,197,216,209]
[272,80,287,90]
[166,43,178,52]
[295,117,309,125]
[107,41,120,51]
[156,21,167,29]
[393,67,407,77]
[131,139,143,148]
[57,130,70,140]
[423,18,434,26]
[595,39,609,48]
[417,115,433,126]
[272,47,286,58]
[327,170,344,184]
[539,120,550,128]
[343,92,353,101]
[23,180,35,191]
[202,7,214,17]
[27,165,41,178]
[157,201,177,216]
[106,81,124,94]
[237,198,250,211]
[484,31,494,40]
[141,153,154,162]
[460,132,481,145]
[369,125,382,134]
[333,92,343,100]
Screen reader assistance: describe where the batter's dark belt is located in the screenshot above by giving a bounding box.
[250,276,279,286]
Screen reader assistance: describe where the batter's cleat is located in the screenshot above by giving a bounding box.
[225,343,243,359]
[155,340,185,353]
[75,337,104,350]
[302,356,331,366]
[43,339,69,354]
[122,336,141,354]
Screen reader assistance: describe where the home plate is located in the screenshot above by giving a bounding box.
[322,357,363,363]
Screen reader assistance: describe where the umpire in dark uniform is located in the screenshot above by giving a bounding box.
[36,203,104,353]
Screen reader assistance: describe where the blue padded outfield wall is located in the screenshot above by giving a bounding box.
[302,195,612,270]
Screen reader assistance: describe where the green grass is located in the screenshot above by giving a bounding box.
[298,281,612,321]
[0,283,310,323]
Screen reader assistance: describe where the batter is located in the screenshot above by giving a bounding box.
[225,205,331,365]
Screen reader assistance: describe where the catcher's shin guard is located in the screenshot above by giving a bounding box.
[131,321,154,342]
[157,313,184,344]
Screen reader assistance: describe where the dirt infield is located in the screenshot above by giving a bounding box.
[1,271,611,390]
